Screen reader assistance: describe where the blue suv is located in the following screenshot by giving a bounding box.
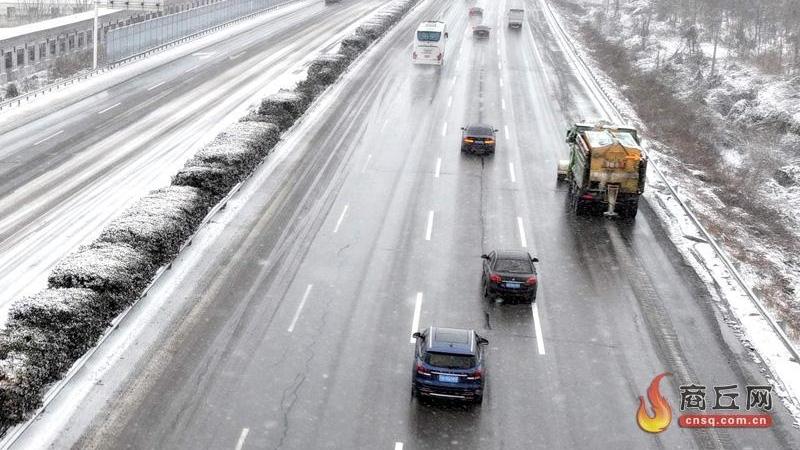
[411,326,488,404]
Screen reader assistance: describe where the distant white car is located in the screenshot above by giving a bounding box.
[473,25,490,39]
[508,9,524,28]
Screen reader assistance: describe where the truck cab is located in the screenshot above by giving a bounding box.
[508,9,524,28]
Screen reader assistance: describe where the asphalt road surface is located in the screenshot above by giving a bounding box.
[10,0,800,449]
[0,0,388,323]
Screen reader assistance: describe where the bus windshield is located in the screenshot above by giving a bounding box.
[416,31,442,42]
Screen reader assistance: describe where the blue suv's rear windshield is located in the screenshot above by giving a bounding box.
[426,352,475,369]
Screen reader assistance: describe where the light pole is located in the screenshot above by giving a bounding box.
[92,0,98,69]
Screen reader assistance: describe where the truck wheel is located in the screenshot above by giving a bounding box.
[620,202,639,219]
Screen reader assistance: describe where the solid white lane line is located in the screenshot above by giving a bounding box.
[395,443,404,450]
[230,51,246,60]
[425,211,434,241]
[410,292,423,343]
[361,154,372,173]
[146,81,165,91]
[184,64,200,73]
[509,162,516,183]
[517,216,527,248]
[441,121,447,136]
[447,95,453,108]
[288,284,313,333]
[333,204,349,233]
[32,130,63,146]
[434,157,442,178]
[97,102,121,115]
[504,125,510,139]
[501,99,506,110]
[235,428,249,450]
[532,303,546,355]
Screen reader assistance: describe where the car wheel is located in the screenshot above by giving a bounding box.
[474,394,483,405]
[483,284,492,301]
[526,292,536,304]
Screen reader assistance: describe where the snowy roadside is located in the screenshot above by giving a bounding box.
[0,0,421,442]
[542,0,800,426]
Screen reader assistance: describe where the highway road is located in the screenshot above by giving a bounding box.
[9,0,800,448]
[0,0,389,323]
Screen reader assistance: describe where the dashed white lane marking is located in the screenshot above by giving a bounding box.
[501,99,506,110]
[410,292,423,343]
[97,102,121,115]
[498,61,502,70]
[504,125,510,139]
[425,211,434,241]
[33,130,63,146]
[517,216,527,248]
[288,284,313,333]
[434,157,442,178]
[441,121,447,136]
[499,78,504,88]
[333,204,349,233]
[184,64,201,73]
[395,443,404,450]
[235,428,249,450]
[509,162,516,183]
[230,51,246,60]
[361,154,372,173]
[447,95,453,108]
[146,81,165,91]
[532,303,546,355]
[381,118,389,132]
[192,51,216,59]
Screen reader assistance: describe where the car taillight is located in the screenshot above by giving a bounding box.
[490,274,501,283]
[464,138,474,143]
[485,139,495,144]
[467,368,482,380]
[413,52,417,59]
[581,193,594,200]
[526,275,537,285]
[437,53,442,60]
[416,361,431,376]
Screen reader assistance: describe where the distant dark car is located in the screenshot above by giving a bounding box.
[461,124,497,154]
[472,25,491,39]
[412,326,488,404]
[468,6,483,17]
[324,0,341,4]
[482,250,539,303]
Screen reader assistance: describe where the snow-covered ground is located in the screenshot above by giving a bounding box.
[545,0,800,426]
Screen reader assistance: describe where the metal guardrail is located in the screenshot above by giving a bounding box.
[537,0,800,363]
[0,0,298,113]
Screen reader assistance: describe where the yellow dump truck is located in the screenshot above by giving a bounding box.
[557,122,647,218]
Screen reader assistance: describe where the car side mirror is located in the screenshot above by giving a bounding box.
[531,257,539,263]
[494,128,499,132]
[412,332,423,340]
[460,127,466,131]
[444,32,449,38]
[477,337,489,346]
[481,254,490,260]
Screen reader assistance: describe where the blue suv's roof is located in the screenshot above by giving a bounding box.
[427,327,476,355]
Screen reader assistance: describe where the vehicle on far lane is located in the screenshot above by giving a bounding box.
[412,326,488,404]
[413,21,448,65]
[324,0,341,4]
[508,8,524,28]
[482,250,539,303]
[473,24,491,39]
[468,6,483,17]
[461,124,497,154]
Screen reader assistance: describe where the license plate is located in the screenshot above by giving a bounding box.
[505,282,521,289]
[439,375,459,383]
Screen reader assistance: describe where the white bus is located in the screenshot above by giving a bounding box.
[412,21,448,65]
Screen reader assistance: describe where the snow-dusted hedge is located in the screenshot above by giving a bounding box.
[97,186,211,266]
[307,54,349,87]
[48,241,156,302]
[7,289,113,356]
[257,90,307,130]
[339,35,369,60]
[0,352,47,427]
